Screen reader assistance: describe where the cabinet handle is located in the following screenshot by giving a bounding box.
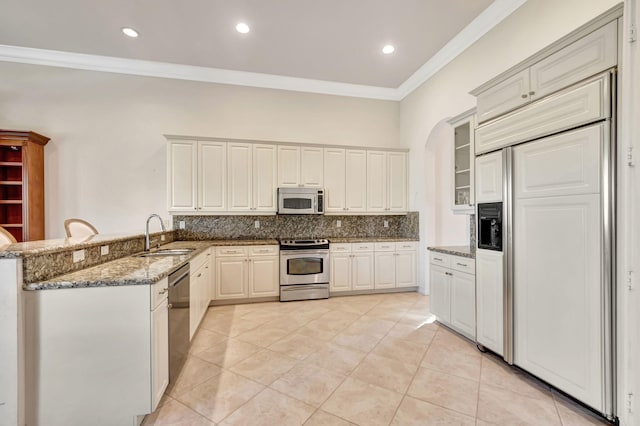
[529,91,535,96]
[456,263,468,267]
[159,288,168,295]
[197,273,202,278]
[168,303,173,309]
[434,257,443,261]
[521,94,528,99]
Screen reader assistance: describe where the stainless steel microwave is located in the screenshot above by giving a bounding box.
[277,187,324,214]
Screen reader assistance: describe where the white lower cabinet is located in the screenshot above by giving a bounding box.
[151,296,169,409]
[215,246,279,300]
[429,251,476,339]
[330,243,374,292]
[190,249,213,339]
[374,242,417,289]
[331,241,416,292]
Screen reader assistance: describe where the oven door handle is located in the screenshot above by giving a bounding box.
[282,285,329,291]
[280,250,329,257]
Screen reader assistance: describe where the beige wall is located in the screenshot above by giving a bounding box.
[0,62,399,237]
[400,0,622,293]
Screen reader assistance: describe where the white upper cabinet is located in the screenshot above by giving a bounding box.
[367,151,408,213]
[169,138,408,215]
[168,140,197,211]
[277,145,300,187]
[227,143,277,212]
[477,70,530,124]
[199,142,226,211]
[300,146,324,187]
[227,143,252,211]
[277,145,324,188]
[252,144,277,211]
[324,148,346,212]
[345,150,367,212]
[475,21,617,124]
[449,111,475,213]
[475,151,503,203]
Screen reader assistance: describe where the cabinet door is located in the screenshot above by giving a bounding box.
[227,143,252,211]
[476,69,530,124]
[252,144,277,211]
[151,299,169,411]
[216,257,248,299]
[476,249,503,355]
[366,151,386,212]
[351,252,374,291]
[374,252,396,289]
[330,253,351,292]
[395,250,416,287]
[345,150,367,212]
[199,142,226,211]
[324,148,346,212]
[429,265,451,323]
[277,145,300,187]
[300,146,324,187]
[249,256,279,297]
[190,262,208,339]
[167,140,197,211]
[387,152,408,212]
[450,271,476,339]
[475,151,503,203]
[452,116,474,212]
[530,21,617,101]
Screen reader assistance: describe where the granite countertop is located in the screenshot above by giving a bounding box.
[427,245,475,259]
[0,233,145,259]
[329,237,419,243]
[24,239,279,291]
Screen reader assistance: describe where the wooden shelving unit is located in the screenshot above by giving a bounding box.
[0,130,50,242]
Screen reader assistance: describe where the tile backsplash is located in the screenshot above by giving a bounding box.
[174,212,419,240]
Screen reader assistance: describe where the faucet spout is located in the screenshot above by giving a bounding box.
[145,214,166,251]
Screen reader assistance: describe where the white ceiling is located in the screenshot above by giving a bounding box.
[0,0,526,99]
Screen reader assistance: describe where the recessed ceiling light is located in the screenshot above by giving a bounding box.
[121,27,139,38]
[382,45,395,54]
[236,22,250,34]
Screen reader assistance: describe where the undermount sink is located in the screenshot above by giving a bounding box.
[134,248,196,257]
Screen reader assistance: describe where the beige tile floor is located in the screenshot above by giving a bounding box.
[143,293,609,426]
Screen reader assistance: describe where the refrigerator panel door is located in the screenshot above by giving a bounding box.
[476,249,504,355]
[514,125,602,199]
[513,193,602,410]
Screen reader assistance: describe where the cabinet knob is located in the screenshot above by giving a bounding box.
[529,91,535,96]
[168,303,173,309]
[521,94,528,99]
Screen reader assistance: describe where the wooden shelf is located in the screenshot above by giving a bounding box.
[0,161,23,167]
[455,169,470,174]
[455,143,470,150]
[1,224,23,228]
[0,181,23,185]
[455,185,471,190]
[0,200,23,204]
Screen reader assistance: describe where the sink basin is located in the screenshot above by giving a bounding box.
[134,248,196,257]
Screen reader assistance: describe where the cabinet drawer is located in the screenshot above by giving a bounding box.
[451,256,475,275]
[330,243,352,253]
[151,277,169,309]
[249,245,279,256]
[351,242,374,252]
[374,242,396,252]
[429,252,451,268]
[216,246,249,257]
[190,252,209,272]
[396,241,417,251]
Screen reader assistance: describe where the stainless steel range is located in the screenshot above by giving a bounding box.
[279,239,330,301]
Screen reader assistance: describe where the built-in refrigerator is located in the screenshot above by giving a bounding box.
[474,70,616,419]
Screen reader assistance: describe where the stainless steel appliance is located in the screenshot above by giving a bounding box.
[277,187,324,214]
[477,202,502,251]
[279,239,330,301]
[168,263,190,384]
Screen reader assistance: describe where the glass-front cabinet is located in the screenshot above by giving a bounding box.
[448,109,475,214]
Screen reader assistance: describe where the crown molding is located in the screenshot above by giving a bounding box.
[0,1,524,101]
[396,0,528,100]
[0,44,401,100]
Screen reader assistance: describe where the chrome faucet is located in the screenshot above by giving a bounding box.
[145,214,166,251]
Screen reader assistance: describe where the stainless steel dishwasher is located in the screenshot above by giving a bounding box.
[168,263,190,384]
